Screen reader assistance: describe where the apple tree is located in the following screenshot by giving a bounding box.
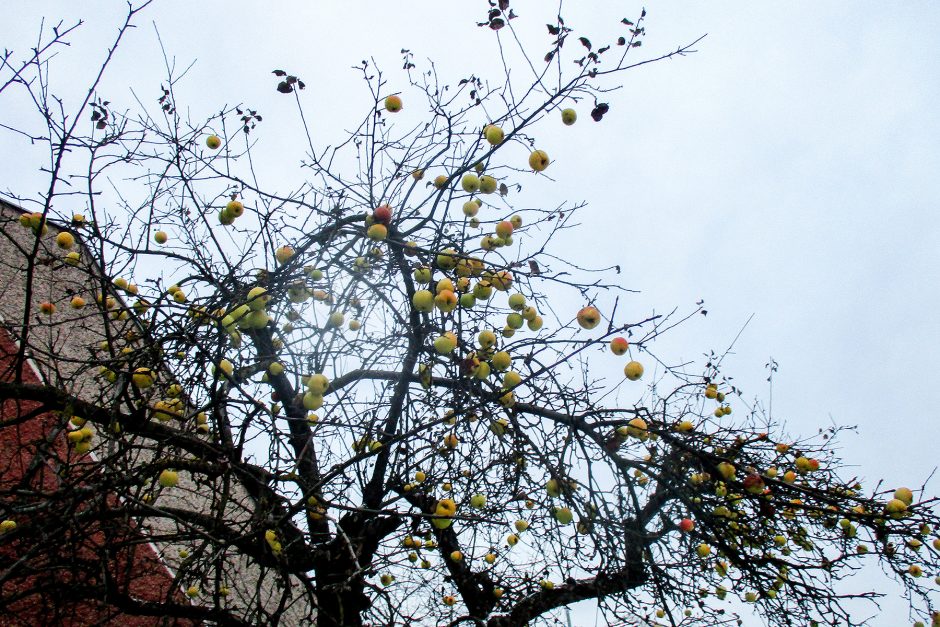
[1,2,939,626]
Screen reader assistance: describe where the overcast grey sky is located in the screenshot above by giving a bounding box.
[2,2,939,625]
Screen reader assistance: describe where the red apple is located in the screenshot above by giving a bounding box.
[373,204,393,225]
[610,337,629,355]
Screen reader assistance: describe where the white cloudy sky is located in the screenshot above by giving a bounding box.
[2,2,939,625]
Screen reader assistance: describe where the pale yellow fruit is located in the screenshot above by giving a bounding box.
[484,124,504,145]
[624,361,644,381]
[528,149,550,172]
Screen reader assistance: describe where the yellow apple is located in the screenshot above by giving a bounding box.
[528,149,550,172]
[158,469,179,488]
[132,368,155,388]
[561,108,577,125]
[717,462,736,481]
[894,487,914,506]
[55,232,75,249]
[553,506,573,524]
[484,124,504,145]
[206,135,222,149]
[462,200,481,217]
[225,200,245,218]
[624,361,644,381]
[434,335,456,355]
[367,223,387,241]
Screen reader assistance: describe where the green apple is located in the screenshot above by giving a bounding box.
[303,392,324,410]
[473,281,494,300]
[553,506,573,524]
[545,478,561,498]
[247,287,269,311]
[463,200,480,217]
[412,289,434,312]
[436,248,458,271]
[307,373,330,394]
[459,293,476,308]
[413,266,432,283]
[461,174,481,193]
[367,223,388,241]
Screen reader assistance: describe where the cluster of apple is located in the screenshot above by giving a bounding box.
[704,382,732,416]
[216,286,272,347]
[264,529,283,555]
[301,373,329,413]
[218,198,246,226]
[17,211,49,236]
[574,305,645,381]
[66,419,95,454]
[662,418,940,612]
[15,210,88,271]
[365,203,392,242]
[400,531,437,570]
[479,216,522,252]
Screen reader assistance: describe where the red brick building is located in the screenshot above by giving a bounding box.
[0,327,193,626]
